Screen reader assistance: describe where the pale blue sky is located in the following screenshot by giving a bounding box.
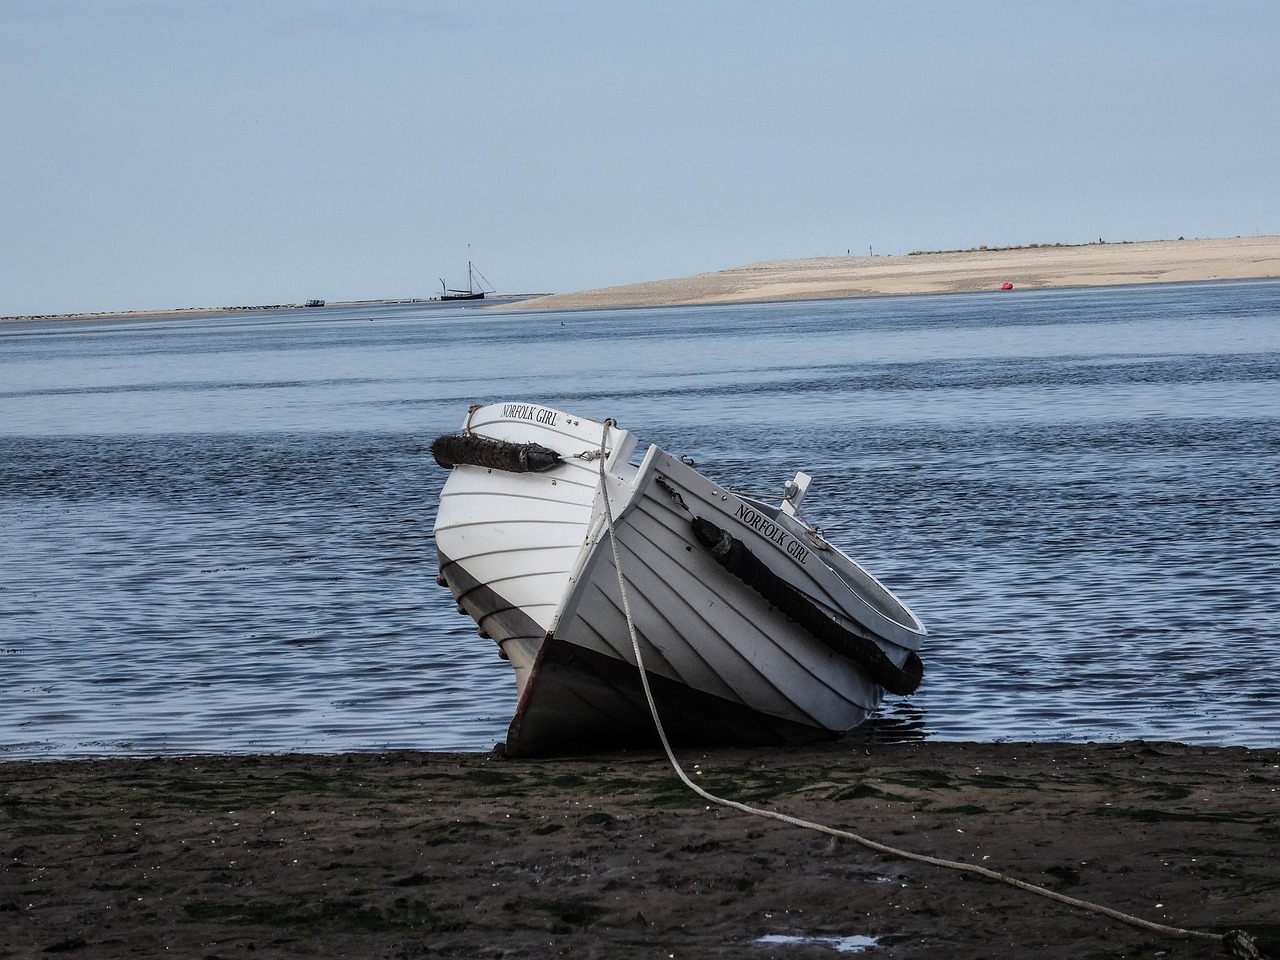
[3,0,1278,315]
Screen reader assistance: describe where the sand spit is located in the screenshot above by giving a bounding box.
[513,236,1280,312]
[2,740,1277,958]
[7,237,1279,324]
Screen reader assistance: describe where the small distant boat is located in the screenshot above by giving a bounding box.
[439,261,492,301]
[304,299,326,307]
[431,402,926,756]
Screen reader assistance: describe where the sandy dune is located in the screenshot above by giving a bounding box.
[514,236,1280,311]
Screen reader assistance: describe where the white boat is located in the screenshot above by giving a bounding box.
[431,402,926,756]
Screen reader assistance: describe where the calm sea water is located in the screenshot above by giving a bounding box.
[3,281,1278,759]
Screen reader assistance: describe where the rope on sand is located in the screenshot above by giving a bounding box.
[591,422,1262,960]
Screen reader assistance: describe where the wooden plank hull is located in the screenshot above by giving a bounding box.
[432,402,926,756]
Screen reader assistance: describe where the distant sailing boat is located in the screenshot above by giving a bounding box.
[440,261,492,301]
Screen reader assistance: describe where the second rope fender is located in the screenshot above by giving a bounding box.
[690,515,924,696]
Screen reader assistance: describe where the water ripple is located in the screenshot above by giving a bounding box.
[3,280,1279,758]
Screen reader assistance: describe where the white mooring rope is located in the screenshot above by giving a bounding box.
[591,423,1260,959]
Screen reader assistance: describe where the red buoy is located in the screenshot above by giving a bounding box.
[1001,282,1014,290]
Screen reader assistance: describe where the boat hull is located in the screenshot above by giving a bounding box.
[432,402,926,756]
[438,549,835,754]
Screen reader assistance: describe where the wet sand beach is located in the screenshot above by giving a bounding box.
[513,236,1280,311]
[3,740,1277,959]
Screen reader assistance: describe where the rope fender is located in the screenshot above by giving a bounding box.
[690,516,924,696]
[431,433,562,473]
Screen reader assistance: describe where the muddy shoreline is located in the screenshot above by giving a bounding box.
[2,740,1277,958]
